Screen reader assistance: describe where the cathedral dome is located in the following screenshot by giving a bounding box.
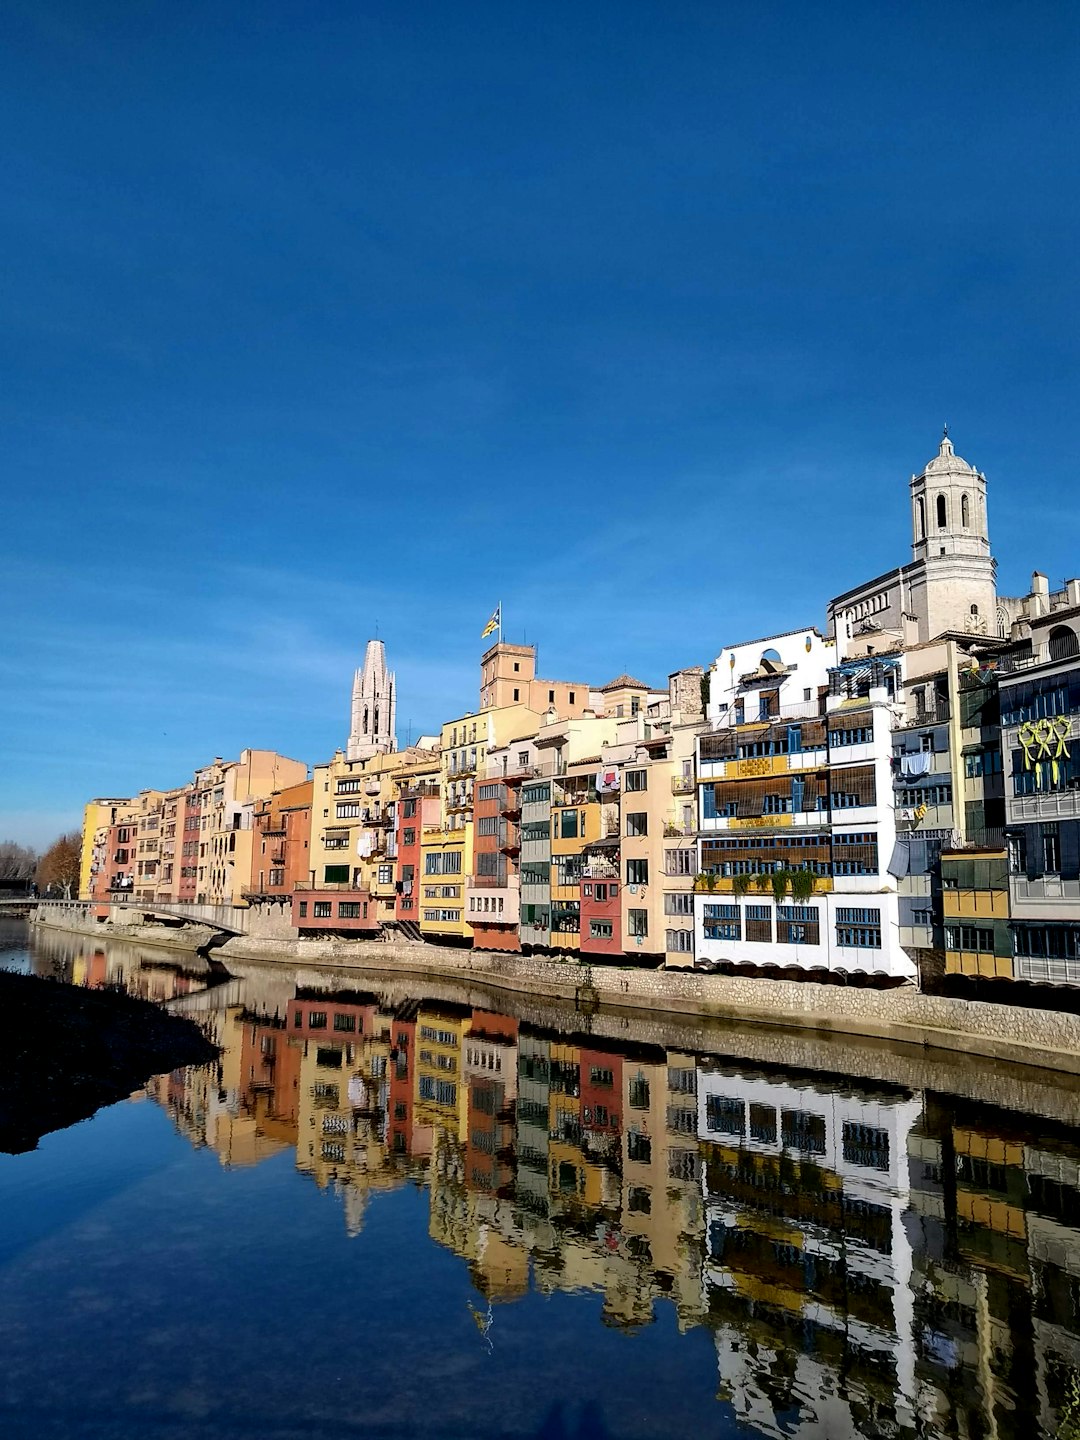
[922,430,979,476]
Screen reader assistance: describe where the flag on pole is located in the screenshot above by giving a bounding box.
[481,604,501,639]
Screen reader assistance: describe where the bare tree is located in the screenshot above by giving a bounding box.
[0,841,38,882]
[36,832,82,899]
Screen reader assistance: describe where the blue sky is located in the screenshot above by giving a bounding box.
[2,1,1078,848]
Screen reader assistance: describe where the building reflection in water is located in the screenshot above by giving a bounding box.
[60,939,1080,1439]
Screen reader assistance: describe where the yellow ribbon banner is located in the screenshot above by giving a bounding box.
[1017,716,1072,787]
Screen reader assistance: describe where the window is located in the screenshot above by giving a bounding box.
[313,902,332,918]
[1007,832,1026,875]
[750,1103,777,1144]
[1044,824,1061,874]
[626,812,648,837]
[298,901,308,918]
[268,867,284,886]
[836,906,881,949]
[338,901,366,919]
[307,1011,327,1030]
[589,920,613,940]
[425,851,462,875]
[745,903,772,943]
[936,493,947,528]
[336,802,360,819]
[703,902,741,941]
[378,864,393,885]
[402,799,417,818]
[843,1121,890,1172]
[590,1067,613,1087]
[664,892,694,915]
[666,929,693,952]
[325,836,349,850]
[625,769,647,792]
[324,865,349,884]
[706,1096,745,1136]
[627,909,648,938]
[333,1012,356,1032]
[777,905,820,945]
[946,924,994,952]
[477,816,500,835]
[666,848,695,876]
[337,778,363,793]
[781,1108,826,1155]
[558,810,579,839]
[626,858,649,885]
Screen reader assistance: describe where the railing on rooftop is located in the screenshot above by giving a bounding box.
[710,700,824,731]
[895,700,951,728]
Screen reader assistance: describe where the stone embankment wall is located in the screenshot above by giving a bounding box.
[32,904,1080,1077]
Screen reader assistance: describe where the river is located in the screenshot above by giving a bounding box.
[3,918,1080,1439]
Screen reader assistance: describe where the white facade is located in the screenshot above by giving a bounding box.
[697,1065,921,1437]
[695,633,915,979]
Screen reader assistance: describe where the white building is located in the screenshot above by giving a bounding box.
[694,629,915,979]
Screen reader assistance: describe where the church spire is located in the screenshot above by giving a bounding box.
[346,639,397,761]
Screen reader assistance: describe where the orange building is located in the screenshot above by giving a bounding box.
[248,780,313,900]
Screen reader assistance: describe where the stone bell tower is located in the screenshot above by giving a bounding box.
[907,429,997,641]
[347,639,396,761]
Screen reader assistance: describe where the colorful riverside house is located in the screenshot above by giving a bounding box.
[694,628,917,982]
[940,844,1012,978]
[241,779,313,933]
[194,751,308,910]
[300,744,435,939]
[467,769,523,951]
[391,756,441,940]
[80,797,131,901]
[548,759,605,953]
[997,590,1080,985]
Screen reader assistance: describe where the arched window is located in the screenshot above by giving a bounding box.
[961,493,970,528]
[970,604,979,617]
[936,494,947,528]
[916,496,925,540]
[1049,625,1080,662]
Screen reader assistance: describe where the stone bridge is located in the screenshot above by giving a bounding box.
[5,897,254,937]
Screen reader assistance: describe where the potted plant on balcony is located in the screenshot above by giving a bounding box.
[731,873,753,898]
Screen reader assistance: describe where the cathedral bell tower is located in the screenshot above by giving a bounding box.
[907,429,996,640]
[347,639,396,761]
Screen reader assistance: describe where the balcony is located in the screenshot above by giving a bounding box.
[671,775,695,795]
[896,700,950,728]
[294,881,371,894]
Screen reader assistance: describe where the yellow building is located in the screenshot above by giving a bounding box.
[414,1005,470,1137]
[309,744,438,928]
[79,798,130,900]
[941,847,1012,979]
[419,823,473,942]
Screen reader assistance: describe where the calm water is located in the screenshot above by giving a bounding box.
[4,922,1080,1438]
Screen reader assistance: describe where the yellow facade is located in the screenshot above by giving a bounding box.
[415,1008,469,1135]
[309,746,434,925]
[418,825,473,940]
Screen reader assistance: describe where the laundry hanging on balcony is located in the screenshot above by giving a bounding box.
[899,752,932,780]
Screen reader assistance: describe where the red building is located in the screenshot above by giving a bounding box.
[467,774,523,953]
[579,1046,622,1135]
[388,1007,418,1157]
[580,838,622,957]
[393,781,439,934]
